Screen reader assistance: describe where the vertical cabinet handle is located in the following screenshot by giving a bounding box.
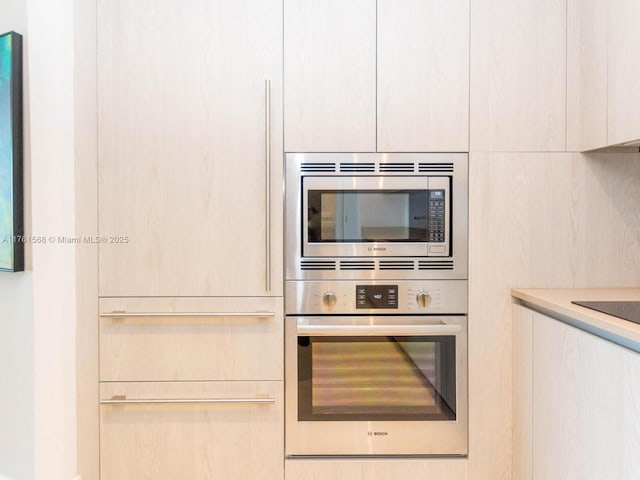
[265,79,271,293]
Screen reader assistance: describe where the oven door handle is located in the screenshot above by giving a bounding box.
[296,324,462,337]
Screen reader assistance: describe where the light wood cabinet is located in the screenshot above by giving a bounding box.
[100,381,284,480]
[566,0,608,151]
[285,0,469,153]
[470,0,566,151]
[99,297,283,382]
[285,458,467,480]
[608,0,640,146]
[97,0,283,297]
[512,304,533,480]
[513,305,640,479]
[377,0,469,152]
[284,0,376,152]
[567,0,640,150]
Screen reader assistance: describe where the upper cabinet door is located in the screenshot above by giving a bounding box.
[284,0,376,152]
[377,0,469,152]
[566,0,608,152]
[470,0,566,152]
[608,0,640,146]
[98,0,283,297]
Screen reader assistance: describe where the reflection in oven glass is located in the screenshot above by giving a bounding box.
[302,337,455,420]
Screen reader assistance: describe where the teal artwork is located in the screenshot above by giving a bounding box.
[0,31,23,272]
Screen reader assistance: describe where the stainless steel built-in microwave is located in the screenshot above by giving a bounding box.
[285,153,468,281]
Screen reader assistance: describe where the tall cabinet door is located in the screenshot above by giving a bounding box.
[284,0,376,152]
[98,0,283,297]
[377,0,469,152]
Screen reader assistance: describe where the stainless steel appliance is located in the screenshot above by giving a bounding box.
[285,153,469,456]
[285,281,468,456]
[285,153,468,281]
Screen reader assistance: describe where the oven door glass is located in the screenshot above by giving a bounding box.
[302,176,450,258]
[297,335,456,421]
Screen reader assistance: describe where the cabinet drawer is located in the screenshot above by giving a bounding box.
[99,297,283,381]
[100,381,284,480]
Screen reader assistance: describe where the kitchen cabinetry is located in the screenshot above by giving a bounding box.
[99,297,283,382]
[377,0,469,152]
[284,0,376,152]
[97,0,283,297]
[608,0,640,146]
[284,0,469,153]
[285,458,467,480]
[100,381,284,480]
[470,0,566,151]
[566,0,608,151]
[513,304,640,479]
[567,0,640,150]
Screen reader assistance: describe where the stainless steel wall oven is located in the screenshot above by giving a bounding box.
[285,153,468,457]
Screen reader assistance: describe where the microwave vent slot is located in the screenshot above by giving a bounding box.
[418,259,454,270]
[379,163,415,173]
[418,163,454,173]
[339,260,375,270]
[300,260,336,271]
[340,162,375,173]
[301,162,336,173]
[379,260,416,270]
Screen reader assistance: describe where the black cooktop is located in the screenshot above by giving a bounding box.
[571,301,640,325]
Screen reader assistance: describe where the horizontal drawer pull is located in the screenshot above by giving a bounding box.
[100,311,276,318]
[101,397,276,405]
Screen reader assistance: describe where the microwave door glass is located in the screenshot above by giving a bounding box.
[308,190,429,243]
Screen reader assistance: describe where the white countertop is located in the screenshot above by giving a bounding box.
[512,288,640,349]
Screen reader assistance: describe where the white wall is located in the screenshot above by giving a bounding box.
[0,0,78,479]
[26,0,78,478]
[0,1,34,480]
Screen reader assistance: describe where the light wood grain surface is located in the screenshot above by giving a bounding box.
[285,458,467,480]
[470,0,566,151]
[100,381,283,480]
[469,151,640,480]
[608,0,640,146]
[98,0,283,297]
[99,297,283,381]
[377,0,469,152]
[531,310,640,479]
[512,304,533,480]
[566,0,608,151]
[284,0,376,152]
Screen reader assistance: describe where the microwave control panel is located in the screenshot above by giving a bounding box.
[355,285,398,309]
[428,189,446,243]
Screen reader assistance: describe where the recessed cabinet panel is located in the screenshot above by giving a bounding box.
[98,0,283,296]
[284,0,376,152]
[377,0,469,152]
[608,0,640,146]
[99,297,283,382]
[100,381,284,480]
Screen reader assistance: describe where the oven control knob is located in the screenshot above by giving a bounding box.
[323,292,337,309]
[416,291,432,308]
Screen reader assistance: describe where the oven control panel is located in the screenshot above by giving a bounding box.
[286,280,468,315]
[356,285,398,309]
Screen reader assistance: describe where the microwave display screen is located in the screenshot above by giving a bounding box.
[308,190,431,243]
